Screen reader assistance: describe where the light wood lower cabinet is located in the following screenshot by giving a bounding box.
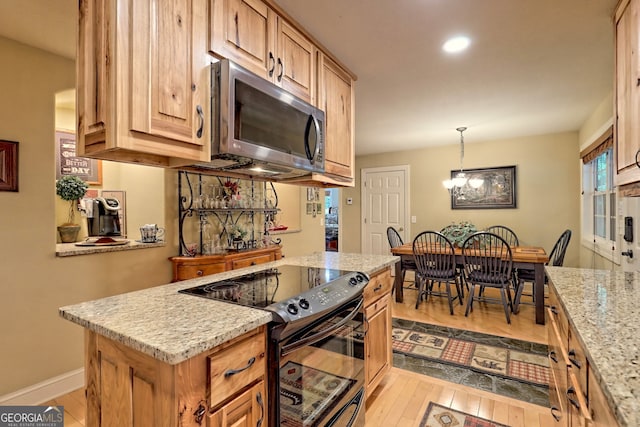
[363,268,393,397]
[85,326,267,427]
[547,284,620,427]
[208,381,266,427]
[169,246,282,281]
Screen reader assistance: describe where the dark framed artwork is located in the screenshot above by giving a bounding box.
[451,165,517,210]
[0,140,18,191]
[55,130,102,185]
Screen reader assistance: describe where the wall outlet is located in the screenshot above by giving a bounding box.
[411,216,417,223]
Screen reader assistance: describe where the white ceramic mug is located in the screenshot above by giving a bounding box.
[140,224,165,243]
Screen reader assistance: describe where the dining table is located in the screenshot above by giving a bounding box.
[390,243,549,325]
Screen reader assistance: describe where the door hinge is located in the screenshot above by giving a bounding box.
[364,218,367,224]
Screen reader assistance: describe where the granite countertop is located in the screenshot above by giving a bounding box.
[546,267,639,427]
[56,239,165,257]
[59,251,398,365]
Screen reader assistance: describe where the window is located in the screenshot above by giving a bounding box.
[582,147,616,258]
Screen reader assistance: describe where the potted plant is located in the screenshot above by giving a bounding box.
[440,221,479,247]
[56,175,88,243]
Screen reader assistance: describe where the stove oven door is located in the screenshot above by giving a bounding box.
[274,297,366,427]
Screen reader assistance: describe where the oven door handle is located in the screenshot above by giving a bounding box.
[324,387,365,427]
[281,298,364,356]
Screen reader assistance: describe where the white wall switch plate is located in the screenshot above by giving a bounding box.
[411,216,417,223]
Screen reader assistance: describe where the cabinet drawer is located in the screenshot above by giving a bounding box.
[568,327,587,398]
[209,333,266,409]
[364,269,392,304]
[177,263,226,280]
[231,254,274,270]
[548,286,569,343]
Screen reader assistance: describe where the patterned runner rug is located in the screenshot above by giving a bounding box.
[420,402,510,427]
[392,318,550,407]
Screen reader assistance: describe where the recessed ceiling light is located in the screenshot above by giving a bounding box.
[442,36,470,53]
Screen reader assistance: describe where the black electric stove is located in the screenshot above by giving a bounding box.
[179,264,369,325]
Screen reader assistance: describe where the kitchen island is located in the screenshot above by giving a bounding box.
[546,267,639,427]
[60,251,398,427]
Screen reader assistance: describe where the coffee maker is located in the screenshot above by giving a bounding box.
[88,197,122,236]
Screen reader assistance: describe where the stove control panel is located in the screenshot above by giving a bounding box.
[267,271,369,323]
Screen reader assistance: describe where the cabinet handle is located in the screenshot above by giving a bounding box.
[277,58,284,82]
[635,149,640,169]
[256,391,264,427]
[550,305,558,315]
[193,402,206,424]
[251,261,256,266]
[550,406,562,422]
[268,52,275,77]
[196,270,204,276]
[566,386,581,410]
[373,284,383,292]
[568,349,582,369]
[224,356,256,378]
[548,350,558,363]
[196,105,204,138]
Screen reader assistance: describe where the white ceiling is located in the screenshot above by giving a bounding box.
[0,0,617,155]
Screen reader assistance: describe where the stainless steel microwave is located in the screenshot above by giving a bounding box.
[196,59,325,179]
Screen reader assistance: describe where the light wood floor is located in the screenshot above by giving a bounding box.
[44,279,551,426]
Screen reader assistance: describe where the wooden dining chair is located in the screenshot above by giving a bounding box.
[387,226,417,287]
[412,231,463,314]
[485,225,519,247]
[462,232,515,324]
[513,229,571,313]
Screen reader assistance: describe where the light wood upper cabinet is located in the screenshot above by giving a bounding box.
[209,0,315,103]
[318,53,355,183]
[614,0,640,187]
[77,0,211,167]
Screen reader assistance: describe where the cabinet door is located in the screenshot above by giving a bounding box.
[210,0,276,79]
[587,367,620,427]
[277,19,315,103]
[365,294,391,396]
[130,0,210,146]
[208,381,266,427]
[615,0,640,185]
[318,53,354,181]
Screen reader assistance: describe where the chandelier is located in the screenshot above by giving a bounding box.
[443,127,483,192]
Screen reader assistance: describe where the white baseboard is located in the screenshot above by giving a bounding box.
[0,368,84,405]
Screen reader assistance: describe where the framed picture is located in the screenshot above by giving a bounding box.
[306,202,314,214]
[450,165,517,210]
[0,140,18,192]
[55,130,102,185]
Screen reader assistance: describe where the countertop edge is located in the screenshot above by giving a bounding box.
[59,252,399,365]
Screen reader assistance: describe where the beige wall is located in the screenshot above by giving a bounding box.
[274,185,325,256]
[342,132,582,267]
[0,37,178,396]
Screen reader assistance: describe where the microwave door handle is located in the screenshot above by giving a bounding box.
[304,114,321,165]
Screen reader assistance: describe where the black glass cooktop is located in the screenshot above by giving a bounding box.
[178,265,351,308]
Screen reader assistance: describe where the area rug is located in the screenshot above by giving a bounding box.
[279,361,356,426]
[419,402,510,427]
[392,318,550,407]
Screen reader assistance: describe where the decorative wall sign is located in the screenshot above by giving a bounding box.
[451,165,517,209]
[55,130,102,185]
[0,140,18,191]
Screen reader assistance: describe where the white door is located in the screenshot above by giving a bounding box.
[361,166,409,255]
